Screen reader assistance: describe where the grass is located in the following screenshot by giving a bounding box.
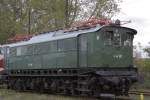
[133,59,150,89]
[1,88,150,100]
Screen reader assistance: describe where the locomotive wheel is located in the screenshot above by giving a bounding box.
[6,71,135,97]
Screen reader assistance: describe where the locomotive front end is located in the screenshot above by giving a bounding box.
[99,25,137,67]
[92,24,138,95]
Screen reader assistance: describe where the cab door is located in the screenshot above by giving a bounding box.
[78,34,88,67]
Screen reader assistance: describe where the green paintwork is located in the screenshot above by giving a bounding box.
[86,27,134,67]
[6,26,136,70]
[7,38,77,69]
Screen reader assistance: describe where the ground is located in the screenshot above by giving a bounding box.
[0,88,97,100]
[0,88,150,100]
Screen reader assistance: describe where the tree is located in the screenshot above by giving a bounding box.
[144,42,150,57]
[144,48,150,57]
[78,0,120,19]
[0,0,120,44]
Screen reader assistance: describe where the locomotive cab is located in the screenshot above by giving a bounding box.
[77,24,138,95]
[87,25,137,68]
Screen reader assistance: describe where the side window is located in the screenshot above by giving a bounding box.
[6,48,10,55]
[58,40,65,51]
[34,44,41,54]
[36,42,50,54]
[21,46,27,55]
[67,38,77,51]
[34,42,51,54]
[0,48,4,59]
[10,47,16,56]
[58,38,76,52]
[27,45,34,55]
[16,47,22,56]
[16,46,27,56]
[33,41,57,54]
[103,31,113,46]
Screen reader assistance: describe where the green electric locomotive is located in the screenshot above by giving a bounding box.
[3,20,138,96]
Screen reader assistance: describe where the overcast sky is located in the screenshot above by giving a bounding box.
[113,0,150,46]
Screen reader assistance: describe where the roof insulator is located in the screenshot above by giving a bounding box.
[115,19,121,26]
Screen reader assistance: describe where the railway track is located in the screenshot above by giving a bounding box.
[129,90,150,96]
[1,84,150,100]
[98,90,150,100]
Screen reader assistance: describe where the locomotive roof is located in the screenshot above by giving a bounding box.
[4,24,102,47]
[3,24,137,48]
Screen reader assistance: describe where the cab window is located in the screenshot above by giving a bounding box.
[113,29,121,46]
[103,31,113,46]
[123,32,132,47]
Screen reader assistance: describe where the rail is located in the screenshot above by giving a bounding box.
[129,90,150,96]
